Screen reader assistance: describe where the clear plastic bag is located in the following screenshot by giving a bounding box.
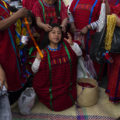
[18,87,36,115]
[0,86,12,120]
[77,56,90,79]
[84,55,97,79]
[74,32,85,49]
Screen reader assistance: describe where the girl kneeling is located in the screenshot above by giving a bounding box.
[31,24,82,111]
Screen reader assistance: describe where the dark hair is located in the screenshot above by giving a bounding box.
[27,11,36,27]
[39,23,63,49]
[116,117,120,120]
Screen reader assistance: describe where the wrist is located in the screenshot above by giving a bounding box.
[70,42,74,46]
[86,25,91,30]
[38,22,45,29]
[36,56,41,60]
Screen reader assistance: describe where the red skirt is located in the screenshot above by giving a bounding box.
[106,54,120,103]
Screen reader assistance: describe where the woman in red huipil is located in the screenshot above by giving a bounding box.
[105,4,120,103]
[31,24,82,111]
[69,0,110,77]
[32,0,68,44]
[0,0,29,92]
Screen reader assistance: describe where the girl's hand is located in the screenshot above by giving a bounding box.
[36,52,41,60]
[36,50,44,60]
[64,32,73,45]
[60,24,66,33]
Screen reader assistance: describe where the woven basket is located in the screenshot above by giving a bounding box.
[77,78,99,107]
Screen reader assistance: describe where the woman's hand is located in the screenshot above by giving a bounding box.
[42,24,52,32]
[16,7,30,18]
[61,18,68,33]
[80,26,89,35]
[0,65,7,89]
[64,32,73,45]
[60,24,66,33]
[70,22,77,33]
[80,24,91,35]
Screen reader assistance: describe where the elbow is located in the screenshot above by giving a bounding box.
[78,49,82,56]
[31,66,37,74]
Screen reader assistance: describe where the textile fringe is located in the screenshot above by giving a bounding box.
[105,14,117,51]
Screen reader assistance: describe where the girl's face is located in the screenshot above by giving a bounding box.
[49,27,62,45]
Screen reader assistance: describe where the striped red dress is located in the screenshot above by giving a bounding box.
[70,0,102,75]
[0,1,26,91]
[106,54,120,103]
[105,4,120,103]
[33,41,77,111]
[32,0,68,24]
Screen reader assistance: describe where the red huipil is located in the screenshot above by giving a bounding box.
[110,3,120,17]
[22,0,37,10]
[108,0,120,7]
[0,1,26,91]
[32,0,68,43]
[32,0,67,24]
[70,0,102,74]
[105,4,120,103]
[33,42,77,111]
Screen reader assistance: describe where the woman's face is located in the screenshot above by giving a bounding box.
[48,27,62,45]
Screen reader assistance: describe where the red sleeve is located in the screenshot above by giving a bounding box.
[60,0,68,20]
[73,40,81,46]
[32,1,44,22]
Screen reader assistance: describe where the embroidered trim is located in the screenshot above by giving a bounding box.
[47,44,61,51]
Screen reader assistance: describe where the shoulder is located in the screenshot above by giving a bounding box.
[32,0,42,8]
[69,0,77,12]
[32,0,43,14]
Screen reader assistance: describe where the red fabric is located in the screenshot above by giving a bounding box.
[108,0,120,6]
[33,41,77,111]
[70,0,102,76]
[105,6,120,103]
[70,0,101,31]
[110,3,120,17]
[106,54,120,102]
[0,1,26,91]
[32,0,68,24]
[70,0,101,52]
[22,0,37,10]
[32,0,68,43]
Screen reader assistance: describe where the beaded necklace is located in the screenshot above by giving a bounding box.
[47,44,61,51]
